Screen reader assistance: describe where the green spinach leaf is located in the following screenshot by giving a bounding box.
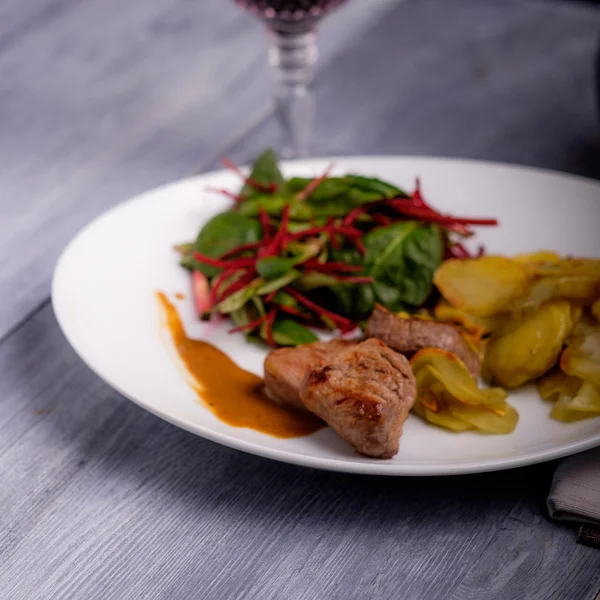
[325,222,442,317]
[216,278,264,314]
[268,318,318,346]
[364,221,443,310]
[194,212,262,277]
[241,148,285,200]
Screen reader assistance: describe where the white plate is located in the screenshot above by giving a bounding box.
[52,156,600,475]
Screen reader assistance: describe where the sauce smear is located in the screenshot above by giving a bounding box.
[157,292,324,438]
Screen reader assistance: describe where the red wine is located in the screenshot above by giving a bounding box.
[235,0,347,21]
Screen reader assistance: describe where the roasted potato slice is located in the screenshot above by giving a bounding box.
[538,369,581,402]
[512,276,598,313]
[433,257,531,317]
[513,251,561,264]
[560,322,600,387]
[447,402,518,434]
[538,369,600,422]
[526,258,600,278]
[413,396,474,432]
[411,349,516,434]
[412,349,506,405]
[483,300,574,388]
[433,301,504,345]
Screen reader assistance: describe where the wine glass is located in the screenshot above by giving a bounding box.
[234,0,349,158]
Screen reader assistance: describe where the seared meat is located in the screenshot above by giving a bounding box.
[366,305,480,378]
[264,339,356,411]
[299,339,416,458]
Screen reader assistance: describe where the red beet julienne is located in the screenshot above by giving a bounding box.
[193,252,256,270]
[205,186,243,204]
[264,309,278,347]
[285,287,356,333]
[385,200,498,227]
[260,204,291,257]
[221,158,279,194]
[296,163,334,201]
[259,207,272,242]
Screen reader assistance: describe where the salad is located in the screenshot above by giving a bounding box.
[177,149,497,347]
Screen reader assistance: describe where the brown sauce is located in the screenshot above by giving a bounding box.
[157,292,324,438]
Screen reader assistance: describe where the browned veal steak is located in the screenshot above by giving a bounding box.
[263,339,356,411]
[299,338,416,458]
[366,305,481,378]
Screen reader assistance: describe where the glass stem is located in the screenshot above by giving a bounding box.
[268,31,318,159]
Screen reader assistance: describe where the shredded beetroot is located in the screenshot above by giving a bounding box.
[264,309,277,347]
[228,313,267,334]
[371,214,393,226]
[285,287,355,332]
[206,186,243,204]
[411,177,426,208]
[448,243,487,259]
[274,304,312,320]
[342,207,365,227]
[386,201,498,227]
[219,242,263,260]
[210,268,237,305]
[222,158,278,193]
[260,204,290,257]
[302,260,363,273]
[296,163,334,201]
[194,252,256,270]
[217,269,257,304]
[259,208,272,242]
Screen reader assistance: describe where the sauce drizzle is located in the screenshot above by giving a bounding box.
[157,292,324,438]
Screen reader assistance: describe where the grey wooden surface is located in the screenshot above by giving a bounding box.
[1,0,600,599]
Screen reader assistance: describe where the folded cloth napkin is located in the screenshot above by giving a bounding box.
[548,446,600,547]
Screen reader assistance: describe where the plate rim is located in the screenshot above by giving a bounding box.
[51,154,600,476]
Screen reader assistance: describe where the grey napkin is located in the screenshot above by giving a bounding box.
[548,446,600,547]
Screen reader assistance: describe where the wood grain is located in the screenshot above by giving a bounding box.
[0,304,599,600]
[0,0,400,339]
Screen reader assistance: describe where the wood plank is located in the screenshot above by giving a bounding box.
[0,0,82,52]
[0,0,400,339]
[0,303,598,600]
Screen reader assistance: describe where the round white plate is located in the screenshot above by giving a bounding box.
[52,156,600,475]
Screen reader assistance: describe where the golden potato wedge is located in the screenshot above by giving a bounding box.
[433,257,531,317]
[483,300,574,388]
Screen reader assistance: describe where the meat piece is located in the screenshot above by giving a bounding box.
[366,305,481,378]
[299,339,416,458]
[264,339,356,411]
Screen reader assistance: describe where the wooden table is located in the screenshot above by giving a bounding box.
[1,1,600,598]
